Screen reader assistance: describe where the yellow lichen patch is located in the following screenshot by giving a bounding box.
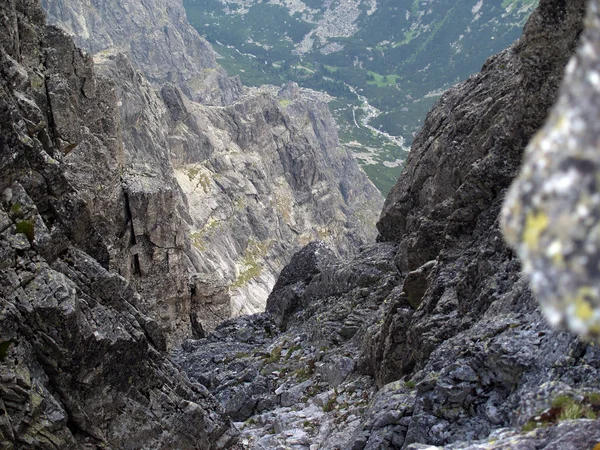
[185,165,213,193]
[274,193,293,223]
[317,227,330,240]
[523,211,549,251]
[190,218,221,251]
[500,200,521,245]
[230,239,273,290]
[573,287,596,320]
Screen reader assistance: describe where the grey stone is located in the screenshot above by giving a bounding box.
[502,0,600,342]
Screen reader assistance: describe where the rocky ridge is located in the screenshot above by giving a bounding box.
[40,0,244,105]
[38,0,382,345]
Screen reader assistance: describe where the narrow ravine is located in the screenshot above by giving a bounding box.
[345,83,408,150]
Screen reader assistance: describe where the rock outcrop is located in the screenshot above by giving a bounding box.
[37,0,382,345]
[358,0,600,447]
[0,0,235,447]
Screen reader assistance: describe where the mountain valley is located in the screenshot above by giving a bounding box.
[183,0,538,193]
[2,0,600,449]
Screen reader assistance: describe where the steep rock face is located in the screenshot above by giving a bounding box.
[39,0,382,342]
[169,83,382,316]
[378,0,584,272]
[40,0,243,105]
[0,1,234,448]
[370,0,586,379]
[371,0,585,378]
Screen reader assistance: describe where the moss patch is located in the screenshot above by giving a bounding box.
[185,165,213,193]
[522,393,600,432]
[15,219,35,243]
[230,239,272,289]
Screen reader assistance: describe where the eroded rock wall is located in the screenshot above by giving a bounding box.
[37,0,382,343]
[0,1,235,447]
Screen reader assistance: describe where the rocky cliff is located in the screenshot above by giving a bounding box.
[0,0,381,446]
[36,0,382,346]
[0,1,235,447]
[5,0,600,448]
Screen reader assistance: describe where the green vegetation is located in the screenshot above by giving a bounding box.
[366,71,401,87]
[183,0,537,194]
[10,203,21,215]
[323,389,339,412]
[230,239,271,289]
[185,165,212,192]
[191,218,220,251]
[405,380,416,389]
[294,366,313,382]
[0,340,14,362]
[323,396,337,412]
[263,344,283,364]
[16,219,35,243]
[522,393,600,432]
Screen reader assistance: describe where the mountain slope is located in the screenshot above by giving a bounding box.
[40,0,382,343]
[182,0,538,193]
[174,1,600,449]
[41,0,244,105]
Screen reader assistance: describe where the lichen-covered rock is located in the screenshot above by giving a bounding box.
[502,0,600,342]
